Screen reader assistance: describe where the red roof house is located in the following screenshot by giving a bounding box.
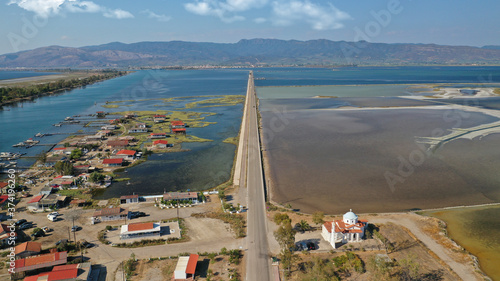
[102,158,123,167]
[12,251,67,273]
[153,140,169,148]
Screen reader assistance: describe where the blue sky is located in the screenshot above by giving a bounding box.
[1,0,499,55]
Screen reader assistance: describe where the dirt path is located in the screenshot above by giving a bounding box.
[370,213,479,281]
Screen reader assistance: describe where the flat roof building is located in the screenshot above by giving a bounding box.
[120,222,161,240]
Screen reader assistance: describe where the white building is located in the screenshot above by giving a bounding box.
[174,254,198,280]
[120,222,161,240]
[321,209,367,249]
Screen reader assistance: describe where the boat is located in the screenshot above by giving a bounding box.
[13,142,25,147]
[65,117,74,121]
[53,123,62,127]
[104,181,112,188]
[25,138,39,144]
[0,152,14,159]
[35,133,44,137]
[126,181,131,185]
[9,161,17,166]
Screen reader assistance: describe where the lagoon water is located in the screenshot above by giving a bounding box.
[255,66,500,214]
[0,70,247,197]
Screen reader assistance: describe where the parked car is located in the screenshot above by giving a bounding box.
[47,212,59,217]
[71,226,81,232]
[42,226,52,233]
[130,211,147,219]
[306,242,316,250]
[55,239,68,246]
[15,219,27,226]
[19,222,33,230]
[47,215,57,222]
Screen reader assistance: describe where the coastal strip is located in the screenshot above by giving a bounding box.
[233,72,252,187]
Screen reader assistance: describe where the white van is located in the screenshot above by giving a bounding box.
[47,215,57,222]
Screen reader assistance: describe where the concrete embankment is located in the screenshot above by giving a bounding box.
[233,71,253,187]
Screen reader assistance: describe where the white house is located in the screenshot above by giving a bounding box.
[174,254,198,280]
[120,222,161,240]
[321,209,367,249]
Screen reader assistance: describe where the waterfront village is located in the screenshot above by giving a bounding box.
[0,111,481,281]
[0,94,487,280]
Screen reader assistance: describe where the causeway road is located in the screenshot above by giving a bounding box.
[245,71,273,281]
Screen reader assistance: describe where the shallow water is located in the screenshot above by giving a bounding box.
[426,206,500,281]
[261,106,500,214]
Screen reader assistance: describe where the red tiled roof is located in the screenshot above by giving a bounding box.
[103,158,123,165]
[54,175,63,179]
[52,264,78,271]
[0,195,8,205]
[127,222,154,232]
[186,254,199,274]
[171,121,185,126]
[172,128,186,132]
[61,181,73,185]
[0,182,8,189]
[15,251,67,269]
[53,147,66,151]
[153,140,168,145]
[15,242,41,255]
[28,195,43,204]
[154,114,166,118]
[116,150,136,156]
[150,133,166,136]
[323,222,332,233]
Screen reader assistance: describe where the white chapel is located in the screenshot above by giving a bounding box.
[321,209,368,249]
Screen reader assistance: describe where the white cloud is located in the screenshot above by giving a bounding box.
[184,0,267,23]
[272,0,351,30]
[8,0,134,19]
[104,9,134,19]
[8,0,65,18]
[254,17,267,24]
[142,10,171,22]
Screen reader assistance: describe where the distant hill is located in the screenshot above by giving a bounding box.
[2,39,500,68]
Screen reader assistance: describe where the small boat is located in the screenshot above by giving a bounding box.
[65,117,74,121]
[13,142,25,147]
[126,181,131,185]
[35,133,44,137]
[25,138,39,144]
[54,123,62,127]
[9,161,17,166]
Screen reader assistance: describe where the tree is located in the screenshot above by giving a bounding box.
[37,152,47,164]
[54,161,74,176]
[312,211,325,226]
[397,255,420,281]
[70,149,82,160]
[218,189,226,201]
[274,220,296,276]
[89,172,105,183]
[296,220,311,233]
[273,213,291,225]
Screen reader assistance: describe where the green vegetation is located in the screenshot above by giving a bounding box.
[54,161,74,176]
[332,251,365,273]
[494,88,500,95]
[69,149,82,160]
[184,95,244,109]
[223,136,239,145]
[89,172,105,183]
[312,211,325,226]
[273,213,291,225]
[57,189,93,201]
[0,71,127,105]
[297,256,339,280]
[274,219,297,277]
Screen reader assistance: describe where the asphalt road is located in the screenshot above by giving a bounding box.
[245,72,272,281]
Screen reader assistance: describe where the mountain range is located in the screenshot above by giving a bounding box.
[1,39,500,68]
